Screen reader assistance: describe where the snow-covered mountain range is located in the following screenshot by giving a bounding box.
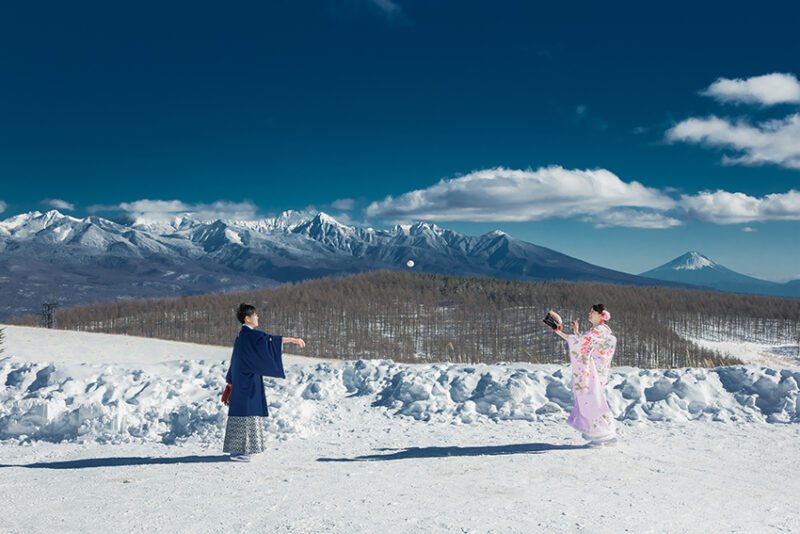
[0,209,695,319]
[640,251,800,298]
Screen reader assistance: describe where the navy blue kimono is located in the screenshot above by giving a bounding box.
[225,325,285,417]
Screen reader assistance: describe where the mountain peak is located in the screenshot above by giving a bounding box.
[639,250,791,295]
[295,211,349,232]
[289,212,355,249]
[0,211,44,231]
[314,212,346,227]
[486,229,509,238]
[0,209,82,237]
[43,209,67,220]
[408,221,443,236]
[128,212,200,232]
[272,210,312,229]
[670,251,717,271]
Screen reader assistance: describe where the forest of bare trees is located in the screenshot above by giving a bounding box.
[13,271,800,368]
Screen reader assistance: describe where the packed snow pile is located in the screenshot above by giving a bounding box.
[1,355,798,445]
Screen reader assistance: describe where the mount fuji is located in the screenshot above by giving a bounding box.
[640,251,800,298]
[0,209,692,319]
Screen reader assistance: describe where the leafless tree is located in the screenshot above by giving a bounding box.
[13,271,799,368]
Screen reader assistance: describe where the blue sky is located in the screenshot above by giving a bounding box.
[1,1,799,281]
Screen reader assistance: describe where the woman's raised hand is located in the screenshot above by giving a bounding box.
[571,320,580,335]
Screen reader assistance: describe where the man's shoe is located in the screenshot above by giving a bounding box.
[230,453,251,462]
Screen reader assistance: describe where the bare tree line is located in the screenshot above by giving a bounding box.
[13,271,800,368]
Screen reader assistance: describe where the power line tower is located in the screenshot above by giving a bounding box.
[41,301,59,329]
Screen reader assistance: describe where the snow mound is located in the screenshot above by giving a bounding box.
[372,363,800,425]
[1,356,797,444]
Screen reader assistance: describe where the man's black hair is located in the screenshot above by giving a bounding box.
[236,303,256,324]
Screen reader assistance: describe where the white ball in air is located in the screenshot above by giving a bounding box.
[406,260,415,268]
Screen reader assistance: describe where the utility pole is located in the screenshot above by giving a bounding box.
[41,301,59,329]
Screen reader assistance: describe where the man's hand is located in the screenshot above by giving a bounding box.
[285,337,306,348]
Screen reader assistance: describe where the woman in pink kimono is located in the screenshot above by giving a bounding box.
[553,304,617,446]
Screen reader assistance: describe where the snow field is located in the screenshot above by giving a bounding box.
[2,355,798,445]
[2,416,798,534]
[1,325,799,533]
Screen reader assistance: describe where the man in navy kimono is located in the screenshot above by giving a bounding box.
[222,303,305,462]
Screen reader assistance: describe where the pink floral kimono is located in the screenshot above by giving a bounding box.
[566,324,616,439]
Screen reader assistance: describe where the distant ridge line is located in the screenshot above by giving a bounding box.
[0,209,714,319]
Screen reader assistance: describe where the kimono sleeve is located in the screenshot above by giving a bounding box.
[253,333,285,379]
[566,334,583,355]
[225,348,234,384]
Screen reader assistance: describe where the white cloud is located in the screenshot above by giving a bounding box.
[370,0,401,16]
[701,73,800,106]
[364,164,800,228]
[679,189,800,224]
[665,113,800,169]
[331,198,356,210]
[327,0,406,23]
[89,199,261,223]
[667,73,800,169]
[0,200,7,214]
[742,227,757,232]
[365,166,676,225]
[43,198,75,211]
[589,209,682,229]
[329,211,357,225]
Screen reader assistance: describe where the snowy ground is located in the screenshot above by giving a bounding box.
[1,325,799,533]
[672,322,800,369]
[686,335,800,370]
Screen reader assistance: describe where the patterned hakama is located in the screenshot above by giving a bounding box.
[223,416,267,455]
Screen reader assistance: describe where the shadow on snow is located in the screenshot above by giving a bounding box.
[317,442,589,462]
[0,455,230,469]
